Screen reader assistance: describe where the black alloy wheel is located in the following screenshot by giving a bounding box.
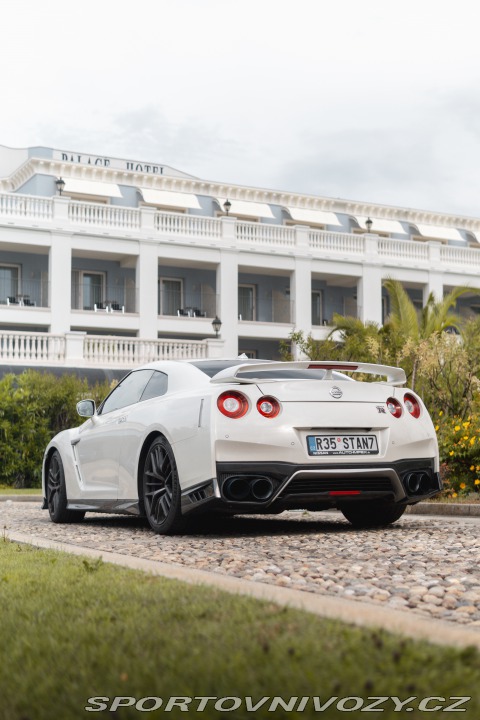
[142,437,184,534]
[47,450,85,523]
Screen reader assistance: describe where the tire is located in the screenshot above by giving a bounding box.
[341,501,406,528]
[142,436,185,535]
[46,450,86,523]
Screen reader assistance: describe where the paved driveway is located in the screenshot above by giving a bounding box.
[2,501,479,629]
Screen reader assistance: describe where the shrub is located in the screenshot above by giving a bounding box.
[435,411,480,496]
[0,371,112,488]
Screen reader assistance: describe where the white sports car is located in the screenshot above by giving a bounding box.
[42,359,441,534]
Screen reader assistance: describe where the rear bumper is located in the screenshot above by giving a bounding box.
[182,458,441,515]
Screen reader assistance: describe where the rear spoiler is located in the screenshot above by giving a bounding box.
[210,361,406,386]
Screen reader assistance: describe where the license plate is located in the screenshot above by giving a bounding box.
[307,434,379,456]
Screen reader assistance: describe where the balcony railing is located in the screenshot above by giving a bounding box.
[1,192,480,275]
[158,291,218,319]
[0,331,65,363]
[71,284,137,313]
[0,331,223,368]
[83,336,209,365]
[239,297,293,324]
[0,279,50,308]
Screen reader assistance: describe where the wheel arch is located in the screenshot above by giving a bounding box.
[137,430,167,514]
[43,445,60,493]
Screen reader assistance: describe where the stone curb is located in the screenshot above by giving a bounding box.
[6,529,480,651]
[406,502,480,517]
[2,496,480,516]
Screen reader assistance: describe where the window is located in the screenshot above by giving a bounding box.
[311,290,323,326]
[72,271,106,310]
[140,371,168,401]
[159,278,183,316]
[100,370,154,414]
[0,264,20,302]
[238,284,256,321]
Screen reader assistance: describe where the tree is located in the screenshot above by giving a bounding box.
[382,279,480,389]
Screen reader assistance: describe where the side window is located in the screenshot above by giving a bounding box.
[140,371,168,402]
[100,370,154,414]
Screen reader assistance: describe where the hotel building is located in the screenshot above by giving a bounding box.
[1,143,480,372]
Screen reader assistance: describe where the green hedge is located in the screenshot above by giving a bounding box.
[0,371,112,488]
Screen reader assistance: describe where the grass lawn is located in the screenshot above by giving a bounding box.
[0,487,42,495]
[1,540,479,720]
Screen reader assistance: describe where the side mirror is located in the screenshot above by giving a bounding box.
[76,399,96,417]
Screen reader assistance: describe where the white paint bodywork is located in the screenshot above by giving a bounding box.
[42,360,439,513]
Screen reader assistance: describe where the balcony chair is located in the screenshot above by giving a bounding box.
[94,303,108,312]
[109,302,125,313]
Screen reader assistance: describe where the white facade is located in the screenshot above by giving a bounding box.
[1,144,480,369]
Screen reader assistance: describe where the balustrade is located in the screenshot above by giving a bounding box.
[309,230,365,254]
[0,331,210,367]
[1,191,480,276]
[0,332,65,362]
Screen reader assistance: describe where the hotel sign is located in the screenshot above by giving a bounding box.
[54,150,164,175]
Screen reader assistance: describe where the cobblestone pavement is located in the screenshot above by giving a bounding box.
[2,501,479,629]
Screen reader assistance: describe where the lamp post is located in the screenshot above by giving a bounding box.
[223,199,231,216]
[56,177,65,196]
[212,316,222,337]
[365,217,373,233]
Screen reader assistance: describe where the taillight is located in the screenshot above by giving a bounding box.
[404,393,421,418]
[256,396,281,418]
[386,397,403,418]
[217,391,249,419]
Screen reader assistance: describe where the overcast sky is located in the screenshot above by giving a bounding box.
[2,0,480,217]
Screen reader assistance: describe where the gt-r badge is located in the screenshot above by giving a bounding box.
[330,386,343,399]
[376,405,386,413]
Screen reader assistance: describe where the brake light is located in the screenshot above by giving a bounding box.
[217,391,249,419]
[256,396,281,418]
[404,393,421,418]
[386,397,403,418]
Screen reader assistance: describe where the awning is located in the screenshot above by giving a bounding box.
[415,224,463,242]
[216,198,274,219]
[63,178,122,198]
[139,188,201,209]
[353,216,407,234]
[285,207,341,226]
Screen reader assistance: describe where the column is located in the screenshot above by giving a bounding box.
[137,241,159,339]
[216,250,238,357]
[49,233,72,333]
[292,257,311,333]
[357,266,383,326]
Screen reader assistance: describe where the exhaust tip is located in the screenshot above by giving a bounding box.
[251,477,274,501]
[222,475,276,502]
[223,476,251,501]
[405,471,431,495]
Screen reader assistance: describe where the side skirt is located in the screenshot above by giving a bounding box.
[67,499,141,516]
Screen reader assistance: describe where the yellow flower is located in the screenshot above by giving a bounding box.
[454,425,460,432]
[435,425,439,431]
[460,482,466,489]
[452,492,458,498]
[477,465,480,471]
[470,438,476,445]
[449,451,454,456]
[463,421,471,428]
[475,479,480,486]
[470,465,475,471]
[439,411,443,416]
[463,435,469,440]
